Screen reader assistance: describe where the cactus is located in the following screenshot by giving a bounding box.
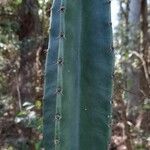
[43,0,114,149]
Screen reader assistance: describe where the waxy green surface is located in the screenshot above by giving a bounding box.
[43,0,114,149]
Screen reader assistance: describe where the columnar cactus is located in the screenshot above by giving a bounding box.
[43,0,114,150]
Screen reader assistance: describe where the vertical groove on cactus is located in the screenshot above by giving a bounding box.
[43,0,114,150]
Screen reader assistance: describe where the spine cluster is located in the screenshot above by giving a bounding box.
[55,0,66,149]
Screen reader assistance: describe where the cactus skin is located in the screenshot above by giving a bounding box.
[43,0,114,150]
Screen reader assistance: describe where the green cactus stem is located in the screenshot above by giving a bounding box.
[43,0,114,150]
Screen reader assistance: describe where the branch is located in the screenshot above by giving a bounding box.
[132,51,150,89]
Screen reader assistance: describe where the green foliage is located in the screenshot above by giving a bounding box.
[143,98,150,110]
[15,101,42,131]
[14,101,43,149]
[43,0,114,149]
[0,0,46,149]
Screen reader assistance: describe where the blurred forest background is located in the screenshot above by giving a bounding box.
[0,0,149,149]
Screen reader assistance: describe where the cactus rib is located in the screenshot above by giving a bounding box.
[43,0,114,149]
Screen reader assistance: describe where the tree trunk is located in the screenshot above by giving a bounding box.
[140,0,150,133]
[127,0,142,119]
[17,0,42,104]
